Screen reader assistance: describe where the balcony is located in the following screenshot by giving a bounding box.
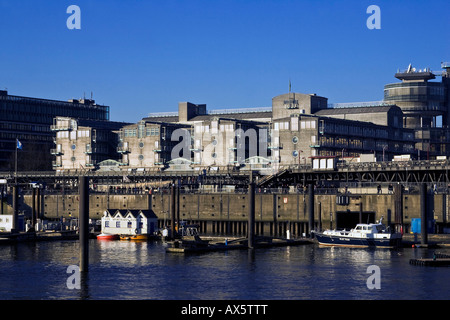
[85,147,96,154]
[117,146,130,153]
[50,125,72,131]
[268,143,283,150]
[50,148,63,155]
[52,161,62,167]
[189,147,203,152]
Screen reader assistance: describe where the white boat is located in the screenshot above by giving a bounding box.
[314,217,402,248]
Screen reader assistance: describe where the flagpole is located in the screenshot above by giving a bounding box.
[15,138,18,185]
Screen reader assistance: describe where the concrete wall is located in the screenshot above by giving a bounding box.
[1,190,448,234]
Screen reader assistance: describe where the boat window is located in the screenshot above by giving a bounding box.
[356,226,362,230]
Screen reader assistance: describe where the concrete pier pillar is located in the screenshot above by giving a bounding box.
[12,185,19,233]
[248,183,255,249]
[176,185,180,227]
[37,188,41,221]
[79,176,89,273]
[394,183,403,233]
[170,184,176,239]
[307,184,314,237]
[420,183,428,245]
[32,187,36,228]
[318,201,322,232]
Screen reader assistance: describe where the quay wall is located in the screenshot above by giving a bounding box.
[2,190,448,234]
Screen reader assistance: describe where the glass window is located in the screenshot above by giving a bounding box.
[291,118,298,131]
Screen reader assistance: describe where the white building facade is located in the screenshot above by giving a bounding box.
[101,209,157,235]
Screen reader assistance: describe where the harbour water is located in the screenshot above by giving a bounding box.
[0,239,449,300]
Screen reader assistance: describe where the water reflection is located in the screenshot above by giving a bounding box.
[0,241,449,299]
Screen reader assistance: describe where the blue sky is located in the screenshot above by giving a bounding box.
[0,0,449,123]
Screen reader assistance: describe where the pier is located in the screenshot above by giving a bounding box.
[165,236,314,254]
[410,253,450,267]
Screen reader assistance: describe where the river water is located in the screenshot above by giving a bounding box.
[0,239,449,300]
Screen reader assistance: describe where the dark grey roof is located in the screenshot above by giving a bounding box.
[76,119,132,130]
[108,209,158,219]
[188,114,270,123]
[143,111,272,123]
[142,116,179,123]
[314,106,399,116]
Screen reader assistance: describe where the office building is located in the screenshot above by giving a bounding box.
[0,90,110,170]
[51,117,129,170]
[384,62,450,158]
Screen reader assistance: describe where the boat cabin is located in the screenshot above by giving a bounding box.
[352,223,387,234]
[101,209,158,235]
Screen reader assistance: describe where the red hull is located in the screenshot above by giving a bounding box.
[97,234,119,240]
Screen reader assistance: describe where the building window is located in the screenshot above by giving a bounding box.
[291,118,298,131]
[127,221,132,228]
[105,221,109,228]
[116,221,120,228]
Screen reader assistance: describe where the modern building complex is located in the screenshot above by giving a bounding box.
[51,117,129,170]
[3,61,449,172]
[62,91,413,172]
[384,62,450,158]
[0,90,111,170]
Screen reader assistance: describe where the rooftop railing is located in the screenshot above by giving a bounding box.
[327,101,391,109]
[148,106,272,118]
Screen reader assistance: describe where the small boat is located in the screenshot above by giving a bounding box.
[120,234,150,241]
[96,233,119,240]
[314,217,402,248]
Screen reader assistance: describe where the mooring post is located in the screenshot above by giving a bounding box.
[307,184,314,237]
[318,201,322,232]
[420,183,428,245]
[79,176,89,273]
[32,187,36,229]
[170,183,176,239]
[37,187,41,222]
[248,182,255,248]
[12,185,19,233]
[394,183,403,233]
[176,183,180,226]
